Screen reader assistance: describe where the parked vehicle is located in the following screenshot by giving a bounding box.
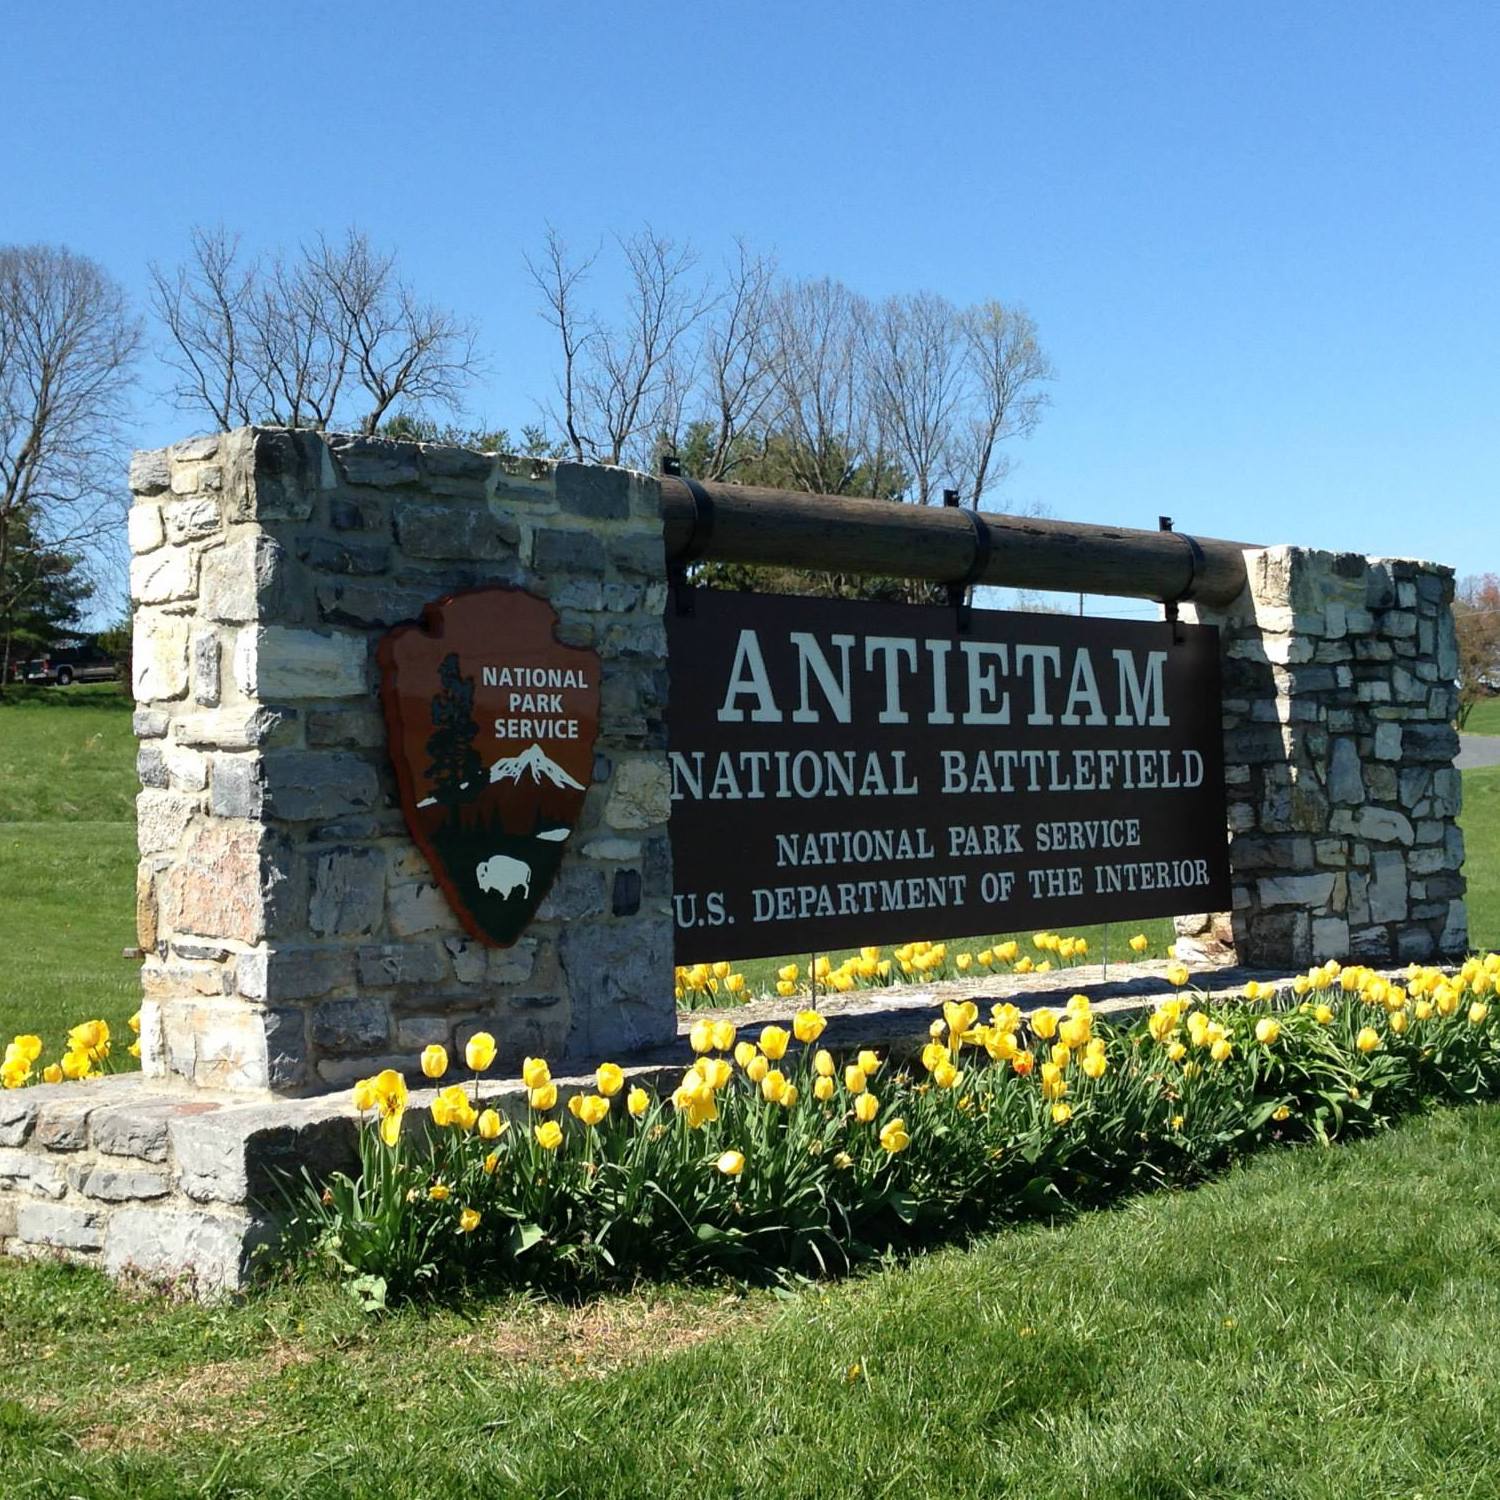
[13,641,119,686]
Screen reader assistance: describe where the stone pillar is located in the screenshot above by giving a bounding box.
[129,429,673,1093]
[1181,546,1466,967]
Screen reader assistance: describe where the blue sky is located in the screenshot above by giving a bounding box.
[5,0,1497,621]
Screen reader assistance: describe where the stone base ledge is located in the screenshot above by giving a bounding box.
[0,956,1397,1292]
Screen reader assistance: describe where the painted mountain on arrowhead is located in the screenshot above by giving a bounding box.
[489,743,586,791]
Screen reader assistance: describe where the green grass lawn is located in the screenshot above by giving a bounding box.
[0,683,140,1046]
[1463,696,1500,736]
[0,1100,1497,1497]
[1461,764,1500,951]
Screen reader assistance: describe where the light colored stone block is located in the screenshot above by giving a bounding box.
[128,503,164,554]
[130,548,198,605]
[233,627,367,700]
[133,615,191,700]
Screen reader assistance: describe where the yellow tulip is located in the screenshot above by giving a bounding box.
[1255,1018,1281,1046]
[854,1092,879,1124]
[734,1040,758,1068]
[420,1044,448,1079]
[710,1019,737,1051]
[465,1032,497,1072]
[813,1075,835,1102]
[1030,1008,1058,1041]
[760,1069,788,1104]
[1356,1027,1381,1054]
[352,1077,378,1112]
[596,1062,625,1097]
[41,1063,63,1085]
[1470,1002,1490,1026]
[1389,1009,1409,1035]
[478,1109,505,1140]
[1166,963,1190,988]
[689,1019,714,1054]
[780,1083,799,1108]
[627,1086,650,1117]
[932,1061,959,1090]
[793,1010,826,1044]
[746,1054,769,1084]
[1210,1038,1233,1063]
[576,1094,610,1127]
[778,963,799,983]
[879,1117,910,1153]
[61,1049,92,1080]
[535,1120,563,1150]
[379,1108,404,1148]
[428,1182,450,1201]
[482,1149,500,1175]
[529,1083,559,1111]
[521,1056,551,1089]
[10,1035,42,1065]
[943,1000,979,1037]
[776,979,797,997]
[716,1150,745,1176]
[458,1207,481,1233]
[1081,1052,1107,1080]
[1129,934,1148,954]
[1052,1102,1073,1124]
[759,1026,790,1061]
[844,1065,867,1094]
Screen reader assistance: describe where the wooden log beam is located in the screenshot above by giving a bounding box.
[659,477,1251,608]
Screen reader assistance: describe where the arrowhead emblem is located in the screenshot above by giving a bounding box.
[377,586,602,947]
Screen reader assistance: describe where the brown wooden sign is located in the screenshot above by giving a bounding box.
[667,587,1230,964]
[378,587,600,947]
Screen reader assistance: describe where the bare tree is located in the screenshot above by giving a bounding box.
[766,276,893,497]
[953,300,1053,507]
[865,290,968,506]
[1454,574,1500,728]
[529,227,710,467]
[152,226,481,435]
[149,227,258,430]
[525,227,597,462]
[243,250,347,429]
[310,230,481,434]
[0,244,140,684]
[692,239,779,481]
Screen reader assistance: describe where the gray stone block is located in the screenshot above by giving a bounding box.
[90,1105,171,1163]
[18,1202,105,1252]
[0,1094,40,1148]
[209,753,264,818]
[534,527,605,575]
[1403,723,1459,763]
[81,1167,171,1202]
[129,448,172,496]
[612,868,642,917]
[0,1148,67,1198]
[394,497,519,559]
[556,462,631,519]
[34,1101,96,1152]
[536,865,607,921]
[1256,873,1337,909]
[297,536,390,575]
[327,434,421,488]
[357,943,448,988]
[104,1207,255,1292]
[262,750,378,823]
[316,576,434,629]
[1367,850,1409,923]
[137,745,169,790]
[609,533,666,577]
[309,847,386,936]
[329,494,386,531]
[311,998,390,1053]
[559,919,675,1057]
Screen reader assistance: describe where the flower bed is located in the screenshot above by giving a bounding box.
[280,953,1500,1300]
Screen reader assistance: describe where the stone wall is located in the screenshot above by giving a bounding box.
[1179,546,1465,966]
[128,429,674,1093]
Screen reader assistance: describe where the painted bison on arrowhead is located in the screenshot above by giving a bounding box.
[475,854,532,900]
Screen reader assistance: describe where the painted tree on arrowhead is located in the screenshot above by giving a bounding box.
[425,652,484,807]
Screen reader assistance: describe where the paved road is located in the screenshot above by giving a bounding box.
[1458,734,1500,771]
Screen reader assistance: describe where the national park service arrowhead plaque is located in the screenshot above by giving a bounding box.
[378,587,601,947]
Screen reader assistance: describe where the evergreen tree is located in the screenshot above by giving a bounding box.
[424,653,484,806]
[0,509,93,689]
